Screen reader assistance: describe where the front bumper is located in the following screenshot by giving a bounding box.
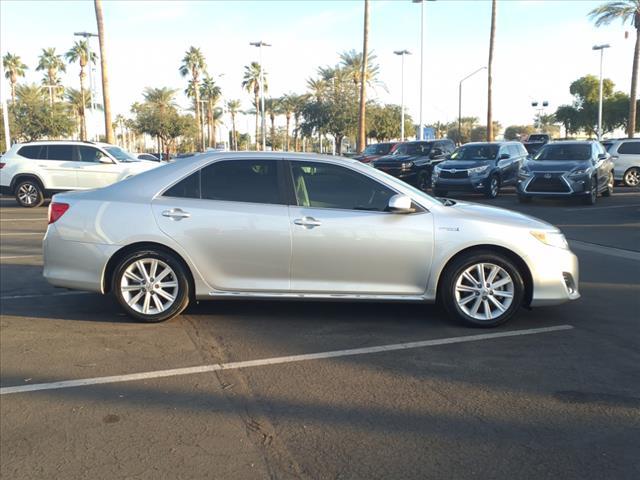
[43,224,119,293]
[432,176,489,192]
[528,245,580,306]
[517,173,591,198]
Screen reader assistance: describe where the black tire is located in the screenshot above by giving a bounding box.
[484,175,500,199]
[433,189,448,197]
[517,194,532,203]
[602,171,614,197]
[416,171,430,191]
[14,180,44,208]
[623,167,640,187]
[112,249,190,323]
[581,177,597,205]
[439,250,525,328]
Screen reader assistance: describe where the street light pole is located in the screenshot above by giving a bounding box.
[394,50,411,141]
[412,0,435,140]
[592,44,610,141]
[74,32,98,140]
[250,41,271,151]
[458,66,486,144]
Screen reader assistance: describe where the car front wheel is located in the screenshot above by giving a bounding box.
[581,177,597,205]
[623,167,640,187]
[112,250,190,323]
[484,175,499,199]
[440,251,525,328]
[15,180,44,208]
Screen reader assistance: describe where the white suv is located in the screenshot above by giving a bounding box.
[0,141,161,207]
[602,138,640,187]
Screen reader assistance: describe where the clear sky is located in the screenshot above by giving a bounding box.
[0,0,631,136]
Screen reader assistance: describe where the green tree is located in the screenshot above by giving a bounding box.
[65,87,93,138]
[12,84,74,141]
[504,125,535,140]
[200,76,222,148]
[242,62,267,150]
[226,99,241,150]
[65,40,97,140]
[447,117,480,144]
[3,53,28,103]
[590,0,640,137]
[36,48,66,105]
[367,104,413,141]
[179,46,207,151]
[279,93,297,151]
[264,97,281,149]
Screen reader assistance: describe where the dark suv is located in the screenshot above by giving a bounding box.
[432,142,528,198]
[372,139,455,190]
[353,142,399,163]
[517,141,615,205]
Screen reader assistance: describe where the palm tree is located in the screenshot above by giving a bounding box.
[36,48,66,105]
[200,76,222,148]
[291,93,309,152]
[487,0,497,142]
[143,86,178,108]
[2,53,28,103]
[340,49,380,91]
[226,99,241,150]
[357,0,370,153]
[179,46,207,150]
[306,78,328,101]
[242,62,268,149]
[65,87,92,140]
[279,94,297,151]
[94,0,114,143]
[590,0,640,137]
[264,98,280,150]
[65,41,97,140]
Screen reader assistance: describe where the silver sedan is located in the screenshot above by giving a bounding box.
[43,152,580,327]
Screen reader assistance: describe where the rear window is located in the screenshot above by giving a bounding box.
[47,145,73,161]
[18,145,45,159]
[618,141,640,155]
[200,160,281,204]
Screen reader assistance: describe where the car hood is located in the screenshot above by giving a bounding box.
[438,160,492,170]
[354,154,382,163]
[442,200,555,231]
[524,159,590,173]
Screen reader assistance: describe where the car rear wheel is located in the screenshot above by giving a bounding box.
[602,171,614,197]
[484,175,499,199]
[112,250,190,323]
[440,251,525,328]
[15,180,44,208]
[581,177,597,205]
[623,167,640,187]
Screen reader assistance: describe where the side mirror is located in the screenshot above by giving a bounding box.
[499,153,510,159]
[99,157,113,164]
[387,194,415,214]
[597,153,608,160]
[430,148,443,158]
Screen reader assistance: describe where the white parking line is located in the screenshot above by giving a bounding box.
[0,254,41,260]
[564,204,640,212]
[0,325,573,395]
[0,218,47,222]
[0,291,91,300]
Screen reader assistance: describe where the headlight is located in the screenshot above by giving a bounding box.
[567,168,588,177]
[468,165,489,176]
[530,230,568,249]
[434,165,442,173]
[401,161,414,170]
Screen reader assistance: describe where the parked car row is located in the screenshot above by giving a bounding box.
[362,138,638,206]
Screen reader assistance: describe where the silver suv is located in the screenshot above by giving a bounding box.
[603,138,640,187]
[0,141,160,207]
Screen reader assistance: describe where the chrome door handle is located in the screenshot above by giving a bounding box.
[294,216,321,228]
[162,208,191,220]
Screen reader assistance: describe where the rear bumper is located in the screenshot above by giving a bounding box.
[43,225,119,293]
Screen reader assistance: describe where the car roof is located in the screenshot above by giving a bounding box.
[548,140,594,145]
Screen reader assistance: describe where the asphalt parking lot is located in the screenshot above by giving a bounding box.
[1,188,639,480]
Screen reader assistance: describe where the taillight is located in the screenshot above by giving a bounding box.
[48,202,70,224]
[0,162,5,169]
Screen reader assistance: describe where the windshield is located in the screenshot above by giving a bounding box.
[528,134,548,142]
[450,144,499,161]
[363,143,393,155]
[533,144,591,161]
[392,143,431,156]
[105,146,139,162]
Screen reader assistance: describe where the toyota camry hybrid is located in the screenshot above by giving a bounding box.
[43,152,580,327]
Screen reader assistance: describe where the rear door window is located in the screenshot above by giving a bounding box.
[46,145,74,161]
[164,171,201,199]
[18,145,46,159]
[618,141,640,155]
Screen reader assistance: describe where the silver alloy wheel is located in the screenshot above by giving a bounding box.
[490,177,499,197]
[120,258,178,315]
[624,168,640,187]
[454,262,514,321]
[17,183,38,206]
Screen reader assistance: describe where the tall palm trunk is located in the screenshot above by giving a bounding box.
[231,114,237,151]
[294,116,300,152]
[270,113,276,150]
[94,0,114,143]
[79,66,87,141]
[212,119,218,149]
[285,113,291,151]
[357,0,369,153]
[629,17,640,137]
[487,0,496,142]
[254,88,260,150]
[9,74,17,103]
[192,72,203,151]
[207,101,214,148]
